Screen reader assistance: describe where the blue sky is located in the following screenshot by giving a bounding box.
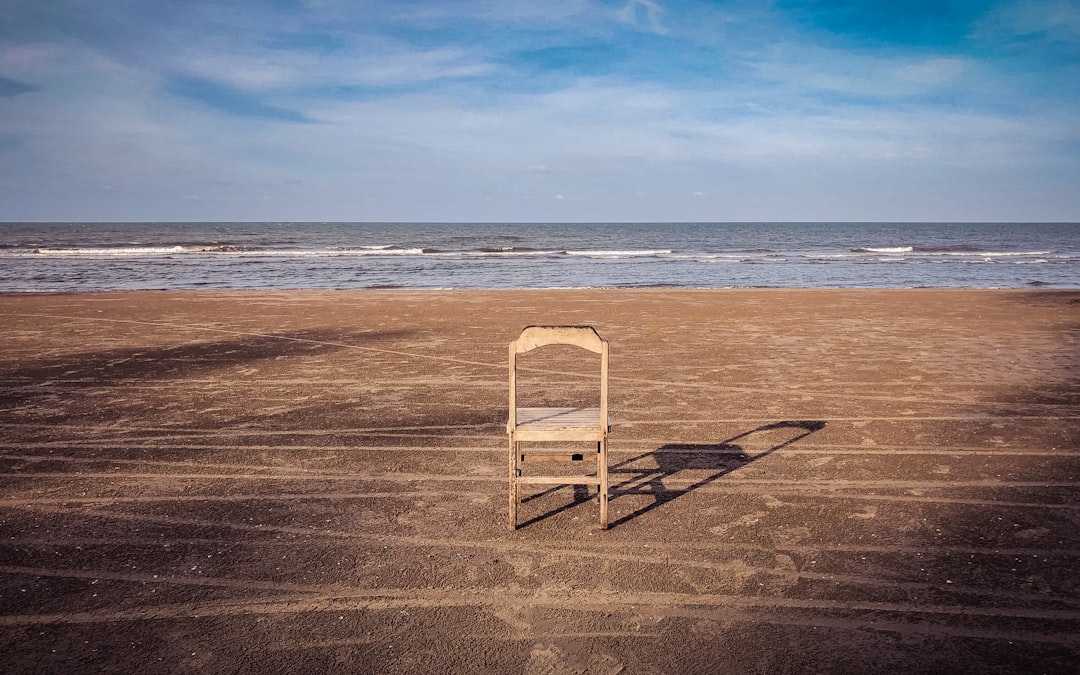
[1,0,1078,222]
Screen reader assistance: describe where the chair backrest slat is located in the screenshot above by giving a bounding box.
[513,325,604,354]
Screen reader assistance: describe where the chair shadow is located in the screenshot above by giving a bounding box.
[606,420,827,529]
[516,420,826,529]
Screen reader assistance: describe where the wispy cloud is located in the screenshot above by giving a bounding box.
[746,45,974,100]
[0,74,35,97]
[170,40,495,93]
[975,0,1080,40]
[617,0,670,34]
[894,57,967,85]
[166,75,310,122]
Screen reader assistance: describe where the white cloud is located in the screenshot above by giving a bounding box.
[347,47,495,86]
[177,52,298,90]
[301,0,595,25]
[171,41,494,92]
[975,0,1080,40]
[749,46,973,97]
[304,72,1077,181]
[1,43,60,71]
[472,0,596,23]
[894,58,967,85]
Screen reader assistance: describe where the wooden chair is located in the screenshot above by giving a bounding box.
[508,326,609,530]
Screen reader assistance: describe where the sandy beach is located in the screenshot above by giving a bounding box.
[1,289,1078,672]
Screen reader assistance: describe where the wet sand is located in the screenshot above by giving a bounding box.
[1,289,1079,673]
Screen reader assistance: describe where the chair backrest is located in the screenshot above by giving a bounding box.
[512,325,605,355]
[509,325,608,429]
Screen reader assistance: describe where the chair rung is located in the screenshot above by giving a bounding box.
[515,476,599,486]
[513,429,605,442]
[522,450,595,462]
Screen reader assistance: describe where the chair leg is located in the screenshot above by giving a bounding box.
[508,436,518,530]
[598,439,609,529]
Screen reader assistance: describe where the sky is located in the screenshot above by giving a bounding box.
[1,0,1079,223]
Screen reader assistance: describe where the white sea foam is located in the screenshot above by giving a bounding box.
[565,249,672,258]
[19,246,428,258]
[681,253,744,261]
[853,246,915,254]
[851,247,1055,258]
[468,249,562,257]
[972,250,1052,257]
[345,247,425,256]
[27,246,190,256]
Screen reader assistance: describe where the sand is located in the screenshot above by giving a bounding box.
[1,289,1078,673]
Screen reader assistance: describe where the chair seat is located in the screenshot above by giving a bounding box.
[509,407,608,440]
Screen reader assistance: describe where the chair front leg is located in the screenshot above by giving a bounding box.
[508,436,517,530]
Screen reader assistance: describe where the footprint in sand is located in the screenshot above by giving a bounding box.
[526,644,623,675]
[772,526,813,546]
[769,553,801,591]
[763,494,795,509]
[1015,526,1049,541]
[505,554,536,578]
[849,505,878,520]
[709,511,765,536]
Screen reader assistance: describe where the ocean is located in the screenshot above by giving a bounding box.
[0,222,1077,291]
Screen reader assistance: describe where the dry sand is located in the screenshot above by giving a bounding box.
[1,289,1078,673]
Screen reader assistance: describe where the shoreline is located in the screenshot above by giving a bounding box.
[4,284,1080,294]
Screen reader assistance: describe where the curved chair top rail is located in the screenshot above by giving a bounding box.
[512,325,605,354]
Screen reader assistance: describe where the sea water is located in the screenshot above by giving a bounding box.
[0,222,1077,291]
